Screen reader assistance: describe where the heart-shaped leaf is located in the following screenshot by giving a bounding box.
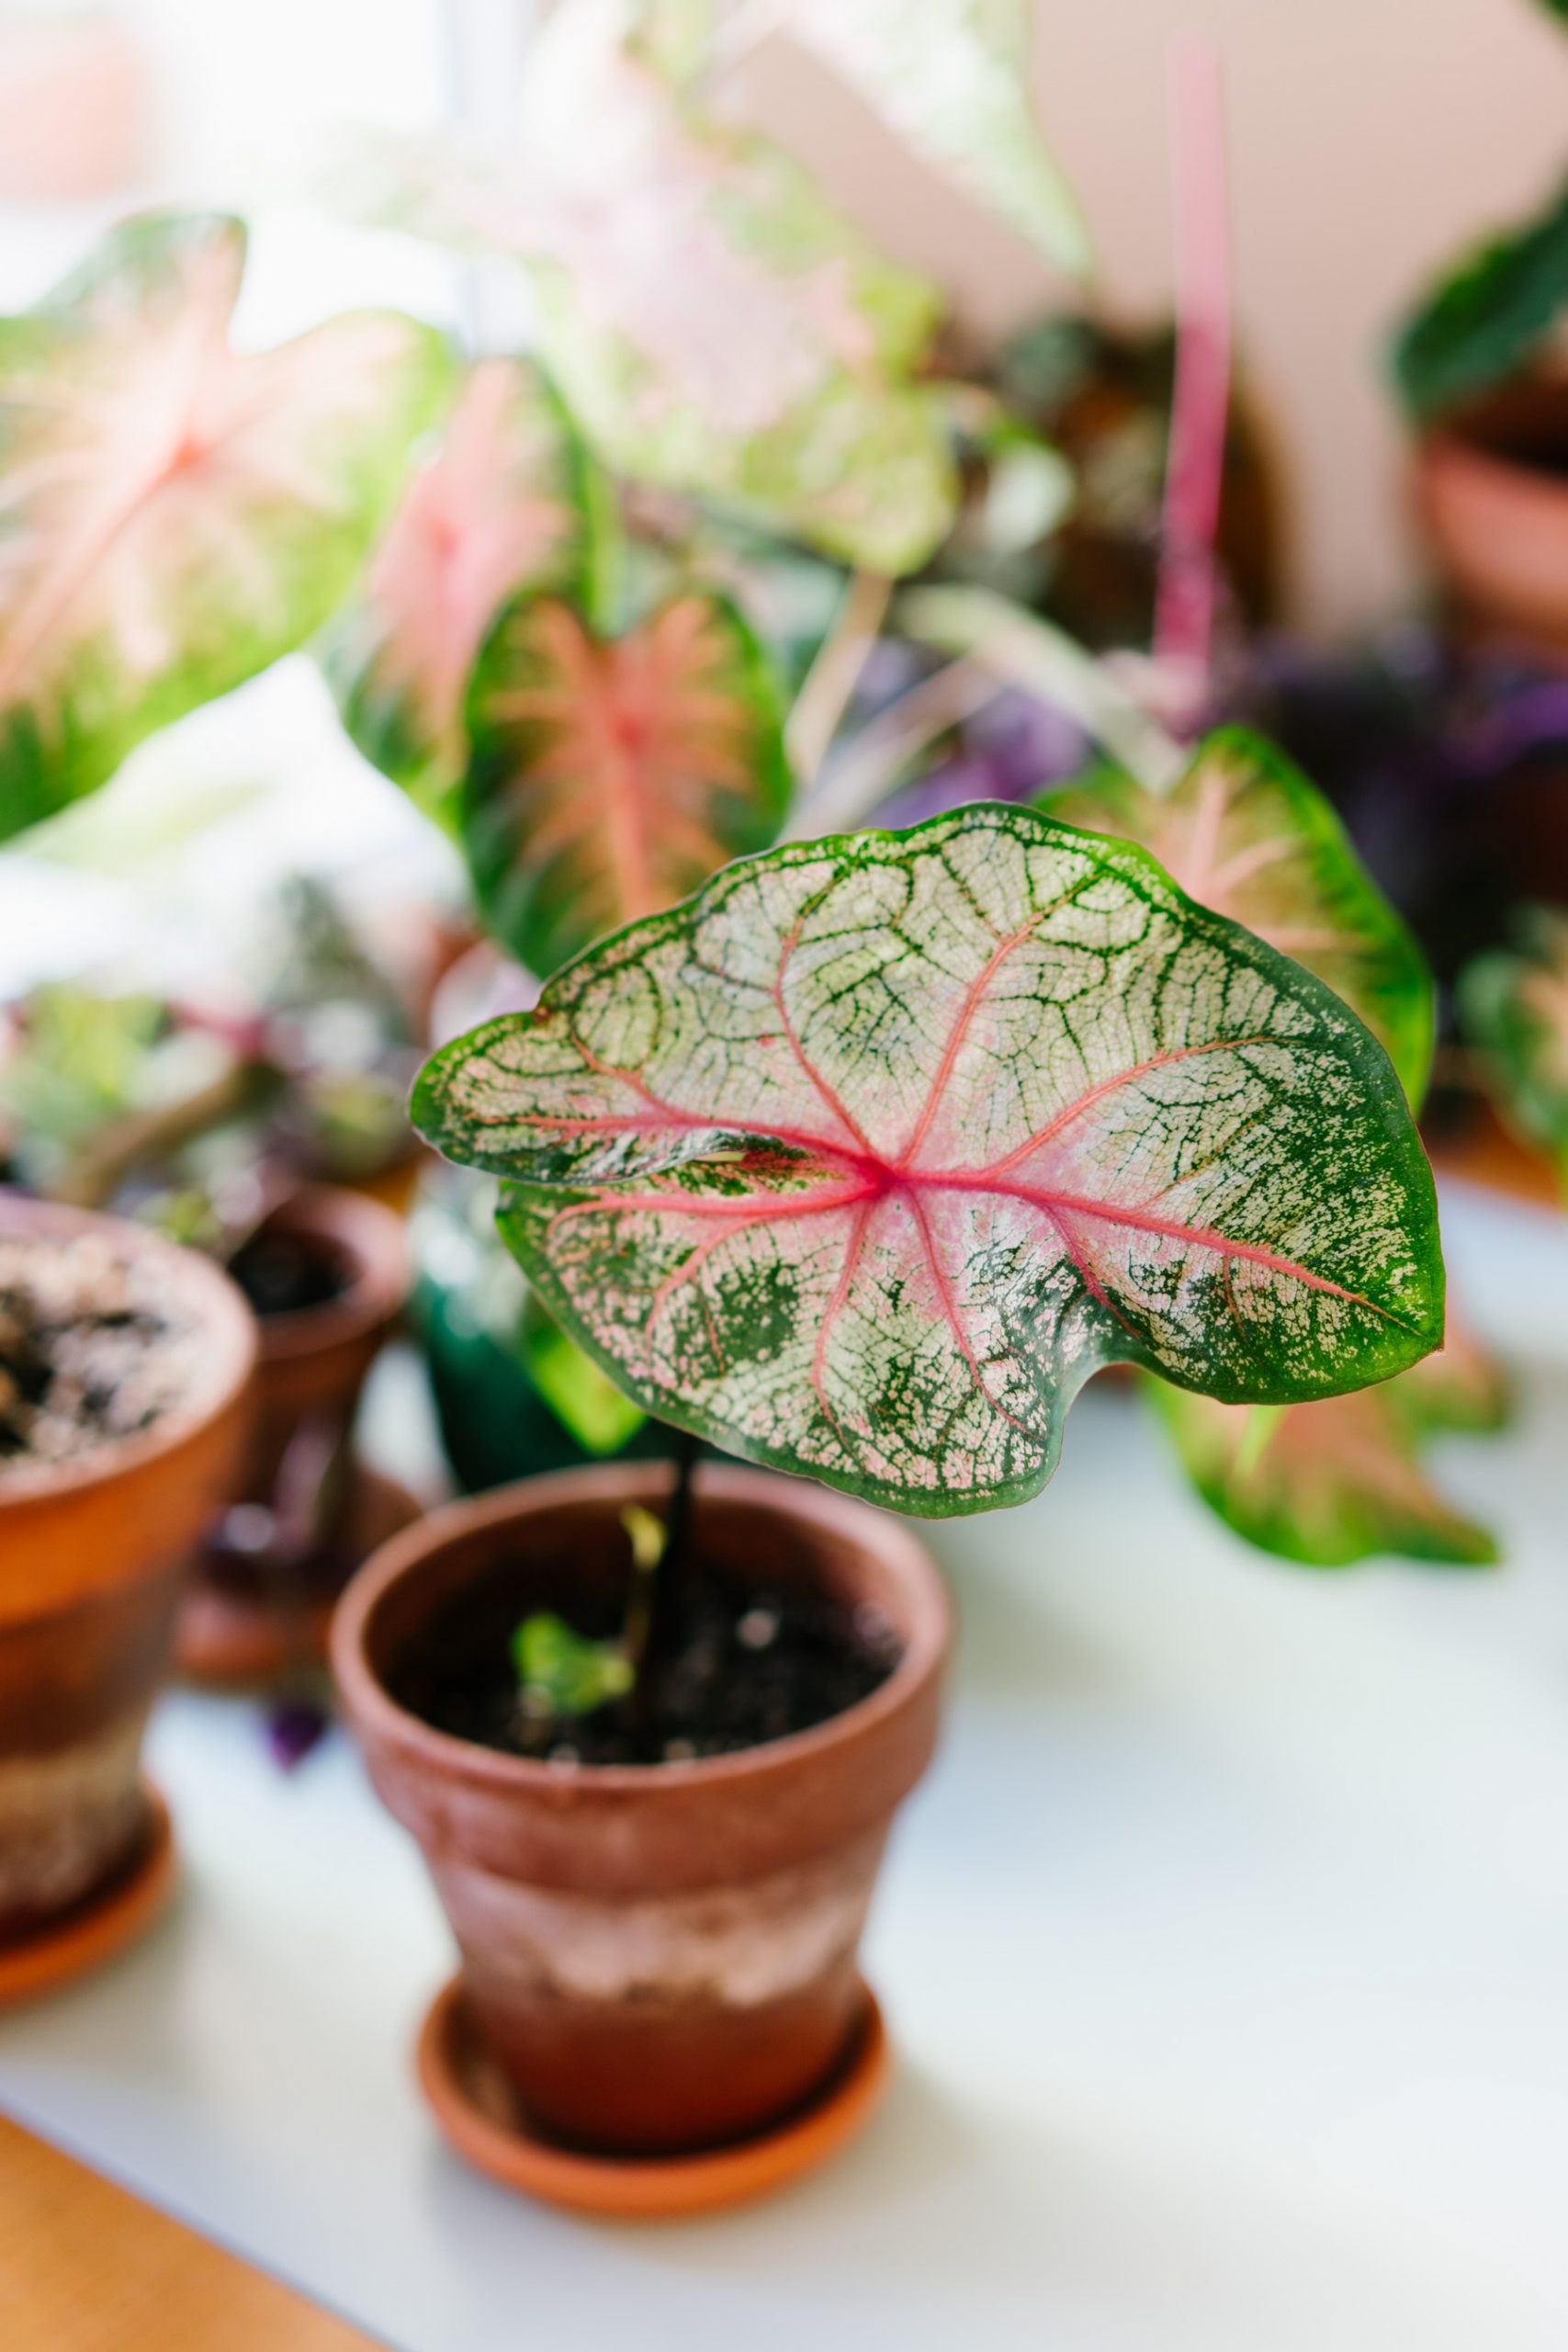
[414,804,1443,1516]
[461,587,791,978]
[778,0,1090,279]
[1043,729,1434,1103]
[0,211,451,842]
[343,0,955,573]
[1460,906,1568,1193]
[328,357,601,827]
[1146,1315,1506,1567]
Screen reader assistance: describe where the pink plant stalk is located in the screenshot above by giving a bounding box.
[1154,35,1233,733]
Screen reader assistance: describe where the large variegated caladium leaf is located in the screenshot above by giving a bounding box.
[0,211,451,842]
[413,804,1444,1516]
[1146,1315,1506,1568]
[461,588,791,978]
[327,357,600,827]
[775,0,1090,280]
[1043,729,1435,1105]
[343,0,955,574]
[1459,907,1568,1194]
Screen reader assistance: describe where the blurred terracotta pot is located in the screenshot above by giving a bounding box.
[333,1461,948,2157]
[177,1185,410,1679]
[0,1195,254,1937]
[1416,380,1568,661]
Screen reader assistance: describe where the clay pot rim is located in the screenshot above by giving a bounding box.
[333,1458,950,1799]
[0,1190,256,1512]
[240,1182,408,1363]
[1419,422,1568,513]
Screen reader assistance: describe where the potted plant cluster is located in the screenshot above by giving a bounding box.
[0,206,450,1981]
[0,882,426,1681]
[0,0,1484,2199]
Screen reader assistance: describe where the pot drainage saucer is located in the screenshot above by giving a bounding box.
[177,1469,422,1686]
[0,1782,175,2009]
[417,1975,889,2220]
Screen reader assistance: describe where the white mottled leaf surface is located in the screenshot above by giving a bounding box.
[417,805,1444,1515]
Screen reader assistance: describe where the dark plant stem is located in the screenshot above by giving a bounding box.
[628,1426,701,1759]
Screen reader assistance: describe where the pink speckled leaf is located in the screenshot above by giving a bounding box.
[1044,729,1434,1102]
[0,211,450,841]
[330,357,598,824]
[461,588,790,978]
[414,804,1443,1516]
[1146,1313,1506,1567]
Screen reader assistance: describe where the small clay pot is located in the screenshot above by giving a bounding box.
[0,1195,254,1938]
[1416,379,1568,661]
[333,1461,949,2158]
[178,1187,409,1677]
[227,1185,409,1507]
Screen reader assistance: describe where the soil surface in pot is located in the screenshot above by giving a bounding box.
[227,1227,352,1319]
[0,1234,205,1473]
[391,1558,902,1767]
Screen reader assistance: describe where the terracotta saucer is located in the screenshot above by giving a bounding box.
[418,1976,889,2221]
[0,1783,175,2010]
[177,1469,423,1686]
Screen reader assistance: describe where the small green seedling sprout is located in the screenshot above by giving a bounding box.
[510,1501,672,1736]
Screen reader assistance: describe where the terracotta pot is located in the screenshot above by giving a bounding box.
[229,1185,409,1506]
[333,1461,949,2157]
[0,1195,254,1935]
[178,1184,410,1674]
[1416,380,1568,661]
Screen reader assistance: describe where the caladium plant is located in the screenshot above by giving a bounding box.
[1148,1316,1506,1568]
[339,0,961,573]
[414,802,1444,1517]
[1043,727,1435,1104]
[0,210,449,841]
[462,584,792,978]
[328,356,603,827]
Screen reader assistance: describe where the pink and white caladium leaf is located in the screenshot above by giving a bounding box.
[1146,1314,1506,1567]
[413,804,1444,1517]
[1043,729,1435,1105]
[461,587,791,978]
[328,357,602,828]
[345,0,955,574]
[1459,907,1568,1196]
[0,211,451,842]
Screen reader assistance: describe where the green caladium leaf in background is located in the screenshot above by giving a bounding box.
[777,0,1091,280]
[1459,906,1568,1193]
[1043,729,1434,1104]
[462,586,791,979]
[1146,1314,1507,1568]
[1392,174,1568,422]
[414,805,1443,1517]
[342,0,956,574]
[328,357,602,828]
[0,211,451,842]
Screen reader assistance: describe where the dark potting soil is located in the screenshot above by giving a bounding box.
[0,1233,202,1472]
[392,1561,902,1767]
[228,1228,352,1318]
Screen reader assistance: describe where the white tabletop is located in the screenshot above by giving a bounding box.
[4,1180,1568,2352]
